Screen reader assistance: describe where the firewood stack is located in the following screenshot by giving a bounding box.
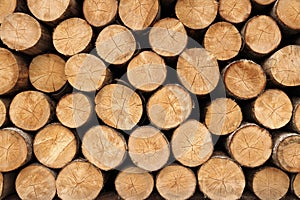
[0,0,299,199]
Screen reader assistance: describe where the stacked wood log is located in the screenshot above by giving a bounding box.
[0,0,299,199]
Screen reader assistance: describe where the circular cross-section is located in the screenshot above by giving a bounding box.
[293,173,300,198]
[219,0,251,24]
[0,0,16,23]
[275,0,300,31]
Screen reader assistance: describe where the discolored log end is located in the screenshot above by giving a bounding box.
[219,0,251,24]
[0,0,17,24]
[292,173,300,198]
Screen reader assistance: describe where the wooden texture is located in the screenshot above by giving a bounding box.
[219,0,251,24]
[0,99,10,128]
[291,98,300,133]
[0,172,15,199]
[292,173,300,198]
[0,0,17,24]
[252,0,276,6]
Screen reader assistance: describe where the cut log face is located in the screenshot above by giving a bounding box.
[127,51,167,92]
[149,18,187,57]
[33,123,77,169]
[65,53,111,92]
[147,84,193,130]
[9,91,53,131]
[119,0,159,30]
[96,25,136,65]
[293,173,300,198]
[95,84,143,130]
[227,123,272,168]
[156,165,196,200]
[83,0,117,27]
[56,93,92,128]
[274,0,300,31]
[253,0,276,6]
[223,60,266,100]
[250,167,290,200]
[175,0,218,29]
[219,0,251,24]
[56,160,104,200]
[29,54,67,93]
[53,18,93,56]
[171,119,213,167]
[177,48,220,95]
[204,22,242,61]
[0,99,7,127]
[292,100,300,133]
[0,0,16,23]
[263,45,300,87]
[15,164,56,200]
[253,89,293,129]
[128,126,170,171]
[115,167,154,200]
[198,155,245,200]
[0,128,32,172]
[82,125,127,171]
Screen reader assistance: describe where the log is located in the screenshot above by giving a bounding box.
[241,15,282,57]
[65,53,111,92]
[263,45,300,87]
[96,25,136,65]
[0,172,15,199]
[292,173,300,198]
[223,59,267,100]
[0,127,32,172]
[9,91,54,131]
[95,84,143,130]
[203,21,242,61]
[226,123,272,168]
[197,154,245,200]
[115,167,154,200]
[29,54,67,93]
[81,125,127,171]
[156,164,196,200]
[251,89,293,129]
[219,0,252,24]
[53,18,93,56]
[0,13,51,55]
[0,48,28,95]
[147,84,193,130]
[128,126,170,171]
[205,98,243,136]
[177,48,220,95]
[249,167,290,200]
[33,123,78,169]
[119,0,160,30]
[56,160,104,200]
[0,0,18,24]
[15,164,56,200]
[291,98,300,133]
[171,119,214,167]
[127,51,167,92]
[149,18,187,57]
[252,0,276,6]
[175,0,218,29]
[0,98,10,127]
[272,132,300,173]
[56,93,92,128]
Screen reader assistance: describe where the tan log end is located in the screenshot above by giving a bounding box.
[205,98,243,135]
[56,93,92,128]
[227,123,272,168]
[56,160,104,200]
[253,0,276,6]
[119,0,159,30]
[263,45,300,87]
[115,167,154,200]
[253,89,293,129]
[292,100,300,133]
[171,119,213,167]
[219,0,251,24]
[95,84,143,130]
[53,18,93,56]
[198,155,245,200]
[33,123,77,169]
[223,60,266,100]
[0,0,16,24]
[29,54,67,93]
[175,0,218,29]
[149,18,187,57]
[16,164,56,200]
[127,51,167,92]
[128,126,170,171]
[0,99,10,128]
[292,173,300,198]
[147,84,192,130]
[65,53,111,92]
[177,48,220,95]
[82,125,127,171]
[0,128,32,172]
[204,22,242,61]
[9,91,53,131]
[242,15,281,56]
[156,164,196,200]
[96,25,136,65]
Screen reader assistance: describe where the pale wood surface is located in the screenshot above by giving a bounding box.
[0,99,10,128]
[0,0,16,24]
[219,0,251,24]
[292,173,300,198]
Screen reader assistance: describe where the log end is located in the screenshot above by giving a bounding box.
[275,0,300,31]
[219,0,251,24]
[293,173,300,198]
[0,0,16,24]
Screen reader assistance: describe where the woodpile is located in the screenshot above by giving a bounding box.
[0,0,299,199]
